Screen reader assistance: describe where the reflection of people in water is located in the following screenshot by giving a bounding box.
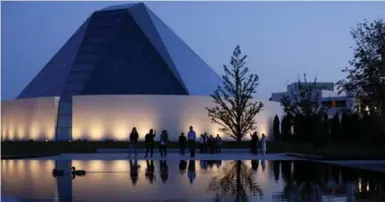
[160,160,169,183]
[130,160,140,186]
[187,160,196,184]
[251,160,259,171]
[200,160,208,170]
[261,160,266,171]
[179,160,187,174]
[207,160,215,169]
[216,161,222,169]
[145,160,155,184]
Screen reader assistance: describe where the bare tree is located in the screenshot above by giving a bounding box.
[206,45,264,141]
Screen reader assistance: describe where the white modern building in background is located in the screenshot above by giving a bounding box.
[1,3,283,142]
[270,82,356,118]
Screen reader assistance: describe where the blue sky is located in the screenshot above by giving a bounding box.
[2,1,385,100]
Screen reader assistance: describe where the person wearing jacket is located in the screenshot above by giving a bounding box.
[187,126,197,157]
[144,129,156,158]
[178,132,187,155]
[159,130,169,158]
[128,127,139,157]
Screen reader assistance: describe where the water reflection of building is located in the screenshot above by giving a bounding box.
[55,160,73,202]
[277,161,385,202]
[1,160,384,201]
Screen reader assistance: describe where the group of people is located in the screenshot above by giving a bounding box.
[199,133,222,154]
[127,126,201,158]
[176,126,223,157]
[127,126,266,158]
[250,132,267,155]
[128,128,167,158]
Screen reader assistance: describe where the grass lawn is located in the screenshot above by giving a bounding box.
[2,140,385,160]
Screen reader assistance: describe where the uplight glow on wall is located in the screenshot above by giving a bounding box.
[72,95,283,141]
[1,97,59,141]
[1,95,283,141]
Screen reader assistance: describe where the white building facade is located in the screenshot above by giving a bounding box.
[270,82,356,118]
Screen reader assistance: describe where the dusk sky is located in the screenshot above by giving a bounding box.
[2,1,385,101]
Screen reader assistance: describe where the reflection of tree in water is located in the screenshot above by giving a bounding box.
[273,161,280,182]
[208,160,263,202]
[276,161,326,202]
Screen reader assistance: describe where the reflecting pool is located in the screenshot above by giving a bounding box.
[1,160,385,202]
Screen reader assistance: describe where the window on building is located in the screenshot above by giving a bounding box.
[322,100,347,108]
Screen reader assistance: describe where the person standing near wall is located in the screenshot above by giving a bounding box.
[128,127,139,158]
[178,132,187,155]
[144,129,156,158]
[159,130,169,158]
[204,133,209,153]
[199,134,205,153]
[250,132,259,155]
[260,133,267,155]
[187,126,196,157]
[215,134,222,153]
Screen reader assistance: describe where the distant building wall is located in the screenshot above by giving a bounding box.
[1,97,60,141]
[287,82,334,92]
[72,95,284,141]
[271,82,356,117]
[270,92,287,102]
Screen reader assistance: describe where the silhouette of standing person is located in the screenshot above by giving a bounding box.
[178,132,187,155]
[187,126,196,157]
[250,132,259,155]
[159,130,169,158]
[199,134,205,154]
[187,160,196,184]
[129,160,140,186]
[144,129,156,158]
[129,127,139,158]
[209,135,215,154]
[159,160,169,183]
[260,133,267,155]
[179,160,187,174]
[145,160,155,184]
[215,134,222,153]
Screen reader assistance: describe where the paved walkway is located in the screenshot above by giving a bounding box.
[36,152,303,161]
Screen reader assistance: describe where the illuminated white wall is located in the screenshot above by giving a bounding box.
[1,97,60,141]
[72,95,283,141]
